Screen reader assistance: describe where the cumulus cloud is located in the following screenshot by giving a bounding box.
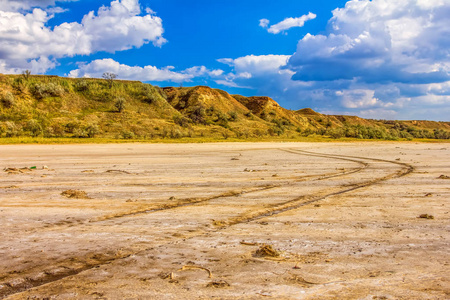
[0,0,166,73]
[288,0,450,84]
[339,89,385,109]
[283,0,450,120]
[261,12,316,34]
[218,55,291,75]
[216,54,301,93]
[68,58,222,83]
[222,0,449,120]
[183,66,224,78]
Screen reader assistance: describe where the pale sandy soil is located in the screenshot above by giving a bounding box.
[0,142,448,299]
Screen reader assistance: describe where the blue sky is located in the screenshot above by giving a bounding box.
[0,0,449,121]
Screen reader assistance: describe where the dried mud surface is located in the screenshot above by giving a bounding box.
[0,142,448,299]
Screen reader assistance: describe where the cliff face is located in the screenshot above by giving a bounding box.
[0,74,449,140]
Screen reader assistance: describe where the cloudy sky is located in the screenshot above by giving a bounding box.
[1,0,449,121]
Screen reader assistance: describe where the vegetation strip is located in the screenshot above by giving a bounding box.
[1,74,448,142]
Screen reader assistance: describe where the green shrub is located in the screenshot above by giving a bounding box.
[25,119,42,137]
[65,121,81,134]
[121,130,135,139]
[228,111,238,121]
[328,129,344,139]
[85,124,100,138]
[206,106,217,115]
[5,121,21,137]
[75,79,89,92]
[73,128,88,138]
[1,92,15,108]
[254,129,264,137]
[130,84,165,105]
[45,123,65,137]
[12,77,27,92]
[433,129,450,139]
[189,105,206,124]
[143,92,159,104]
[31,82,64,99]
[216,112,228,122]
[173,115,190,127]
[114,97,126,112]
[156,87,167,100]
[170,128,183,139]
[268,126,283,136]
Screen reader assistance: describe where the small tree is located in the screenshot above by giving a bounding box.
[102,72,117,89]
[22,70,31,80]
[115,97,126,113]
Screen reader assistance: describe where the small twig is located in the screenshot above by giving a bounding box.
[271,270,289,276]
[160,272,174,280]
[321,280,346,286]
[105,169,132,174]
[178,265,213,278]
[240,241,258,246]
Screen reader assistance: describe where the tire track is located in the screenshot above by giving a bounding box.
[1,148,402,299]
[217,148,414,225]
[27,151,366,233]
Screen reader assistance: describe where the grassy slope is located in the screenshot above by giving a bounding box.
[0,74,449,143]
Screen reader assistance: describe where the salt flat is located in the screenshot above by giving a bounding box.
[0,142,448,299]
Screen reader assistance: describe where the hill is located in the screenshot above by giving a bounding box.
[0,74,449,141]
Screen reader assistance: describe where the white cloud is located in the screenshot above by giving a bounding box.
[358,109,398,120]
[340,89,381,109]
[214,1,449,120]
[68,58,222,83]
[259,18,269,28]
[183,66,224,78]
[215,54,304,98]
[262,12,316,34]
[209,69,225,77]
[214,80,251,89]
[218,54,291,75]
[0,0,166,73]
[0,0,78,12]
[262,0,450,120]
[237,72,252,79]
[232,1,449,117]
[289,0,450,84]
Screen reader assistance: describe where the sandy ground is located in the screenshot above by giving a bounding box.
[0,142,448,299]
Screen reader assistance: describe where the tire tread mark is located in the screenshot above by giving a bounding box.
[216,148,414,225]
